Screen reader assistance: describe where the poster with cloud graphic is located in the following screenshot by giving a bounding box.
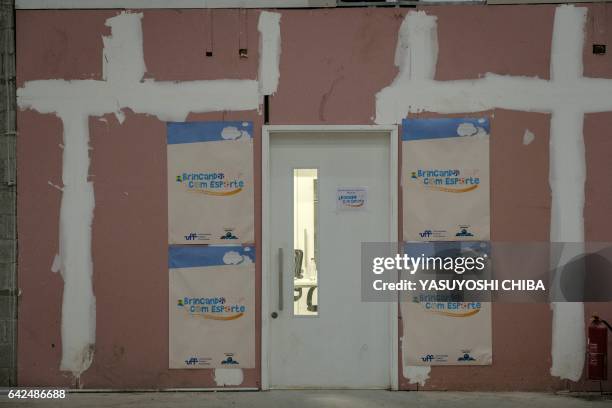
[402,117,490,241]
[167,121,254,244]
[400,241,492,366]
[169,245,255,369]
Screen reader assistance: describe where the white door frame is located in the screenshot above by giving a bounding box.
[261,125,399,391]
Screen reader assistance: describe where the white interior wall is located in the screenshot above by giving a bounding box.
[294,169,317,279]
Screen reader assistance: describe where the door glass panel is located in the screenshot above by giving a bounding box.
[293,169,319,316]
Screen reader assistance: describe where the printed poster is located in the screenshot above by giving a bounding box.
[169,245,255,369]
[336,187,368,210]
[402,117,490,241]
[401,241,492,366]
[401,297,493,366]
[167,121,254,245]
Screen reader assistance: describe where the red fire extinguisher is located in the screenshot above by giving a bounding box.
[587,315,611,381]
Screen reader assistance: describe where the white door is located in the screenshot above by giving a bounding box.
[266,129,396,389]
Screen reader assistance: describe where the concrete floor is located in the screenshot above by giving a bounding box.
[0,390,610,408]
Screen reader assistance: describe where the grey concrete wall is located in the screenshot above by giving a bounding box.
[0,0,16,387]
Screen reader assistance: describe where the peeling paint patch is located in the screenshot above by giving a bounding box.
[51,253,61,273]
[523,129,535,145]
[213,368,244,386]
[403,366,430,386]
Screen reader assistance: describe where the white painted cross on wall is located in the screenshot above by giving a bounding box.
[18,10,281,377]
[376,5,612,383]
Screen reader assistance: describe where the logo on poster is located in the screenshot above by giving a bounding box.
[221,354,239,365]
[411,168,480,193]
[458,352,476,362]
[421,354,434,362]
[184,232,211,241]
[420,301,481,317]
[336,187,367,210]
[184,356,212,366]
[220,230,238,240]
[419,229,447,239]
[177,296,247,320]
[176,172,245,196]
[455,226,474,237]
[419,230,433,238]
[339,193,364,208]
[421,354,448,363]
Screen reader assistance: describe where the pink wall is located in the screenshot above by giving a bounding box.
[16,4,612,390]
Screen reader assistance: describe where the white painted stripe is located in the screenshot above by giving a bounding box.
[258,11,281,96]
[547,5,587,382]
[56,113,96,376]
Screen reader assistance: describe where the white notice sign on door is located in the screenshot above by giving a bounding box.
[336,187,367,211]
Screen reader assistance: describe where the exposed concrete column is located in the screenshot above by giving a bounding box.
[0,0,16,387]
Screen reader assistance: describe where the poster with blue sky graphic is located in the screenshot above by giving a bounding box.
[402,117,490,242]
[169,245,255,369]
[167,121,254,245]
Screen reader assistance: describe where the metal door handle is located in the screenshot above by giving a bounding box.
[278,248,284,312]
